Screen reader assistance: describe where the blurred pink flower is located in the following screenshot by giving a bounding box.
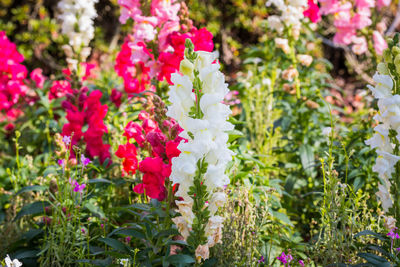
[377,0,391,9]
[373,30,388,55]
[351,36,368,55]
[118,0,141,24]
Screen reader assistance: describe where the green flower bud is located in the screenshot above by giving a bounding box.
[384,49,393,63]
[392,46,400,56]
[395,54,400,75]
[377,62,389,75]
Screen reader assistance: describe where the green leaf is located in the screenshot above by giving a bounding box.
[155,229,180,239]
[98,238,129,253]
[271,211,293,226]
[84,202,105,218]
[299,144,314,177]
[20,229,43,242]
[354,230,388,241]
[202,258,218,267]
[129,203,151,211]
[14,201,50,221]
[358,253,390,266]
[15,185,47,196]
[88,178,113,184]
[167,254,195,264]
[14,250,40,259]
[353,177,364,192]
[43,166,57,177]
[227,130,244,143]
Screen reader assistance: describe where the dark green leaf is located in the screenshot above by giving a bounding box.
[15,185,47,196]
[98,237,129,253]
[14,201,50,221]
[358,253,389,266]
[299,144,314,177]
[167,254,195,264]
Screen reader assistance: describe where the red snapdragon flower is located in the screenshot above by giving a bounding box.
[303,0,321,23]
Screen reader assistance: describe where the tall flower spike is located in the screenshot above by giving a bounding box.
[168,39,234,262]
[58,0,98,62]
[365,42,400,219]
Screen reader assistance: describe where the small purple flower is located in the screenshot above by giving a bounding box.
[299,260,305,267]
[80,154,91,167]
[388,229,400,239]
[81,228,86,234]
[74,181,86,193]
[277,252,293,266]
[258,255,265,263]
[58,159,64,167]
[62,135,71,146]
[100,223,104,228]
[277,252,288,265]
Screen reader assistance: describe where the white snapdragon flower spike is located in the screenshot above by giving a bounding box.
[168,42,234,261]
[366,70,400,214]
[266,0,307,32]
[57,0,98,52]
[5,255,23,267]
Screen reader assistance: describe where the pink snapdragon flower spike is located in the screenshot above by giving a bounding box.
[133,15,159,42]
[151,0,180,25]
[0,31,30,123]
[320,0,389,55]
[373,30,388,55]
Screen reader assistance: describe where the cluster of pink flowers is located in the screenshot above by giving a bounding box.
[49,63,96,100]
[116,99,183,200]
[319,0,390,55]
[115,0,214,94]
[158,28,214,84]
[0,31,37,125]
[61,87,111,164]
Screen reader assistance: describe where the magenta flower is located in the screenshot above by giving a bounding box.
[303,0,321,23]
[388,229,400,239]
[299,260,305,266]
[80,154,91,167]
[74,181,86,193]
[277,252,293,266]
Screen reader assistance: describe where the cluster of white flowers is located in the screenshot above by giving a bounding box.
[365,69,400,215]
[4,255,22,267]
[266,0,308,34]
[167,46,234,261]
[57,0,98,66]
